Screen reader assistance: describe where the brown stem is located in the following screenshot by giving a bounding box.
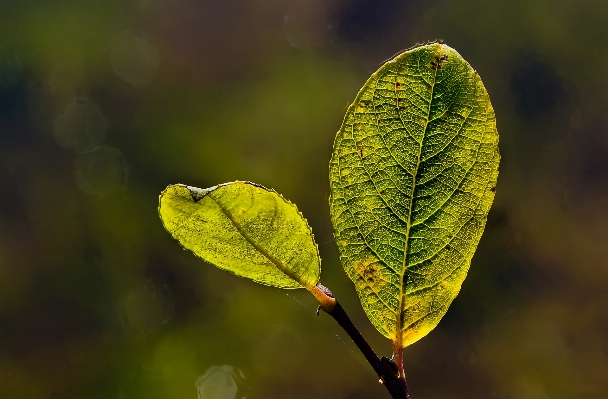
[312,284,410,399]
[392,342,408,395]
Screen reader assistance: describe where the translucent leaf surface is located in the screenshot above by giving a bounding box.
[159,181,320,289]
[329,43,500,347]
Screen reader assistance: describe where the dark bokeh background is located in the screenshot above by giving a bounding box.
[1,1,608,398]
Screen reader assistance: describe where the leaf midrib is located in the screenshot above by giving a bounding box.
[395,58,438,346]
[208,194,311,289]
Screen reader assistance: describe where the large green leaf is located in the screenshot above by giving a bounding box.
[159,181,320,289]
[329,43,500,348]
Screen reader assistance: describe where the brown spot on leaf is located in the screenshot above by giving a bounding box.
[395,81,402,90]
[430,54,449,71]
[358,144,363,158]
[233,207,248,222]
[353,259,384,287]
[356,100,371,113]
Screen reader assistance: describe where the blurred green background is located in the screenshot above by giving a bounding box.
[1,1,608,398]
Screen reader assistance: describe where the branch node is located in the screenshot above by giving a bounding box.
[309,283,337,312]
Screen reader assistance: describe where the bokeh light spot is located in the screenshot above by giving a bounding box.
[110,34,160,87]
[195,365,245,399]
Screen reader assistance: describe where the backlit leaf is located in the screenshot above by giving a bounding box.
[159,181,320,289]
[329,43,500,347]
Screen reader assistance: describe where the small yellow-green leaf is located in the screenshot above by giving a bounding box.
[159,181,320,289]
[329,43,500,347]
